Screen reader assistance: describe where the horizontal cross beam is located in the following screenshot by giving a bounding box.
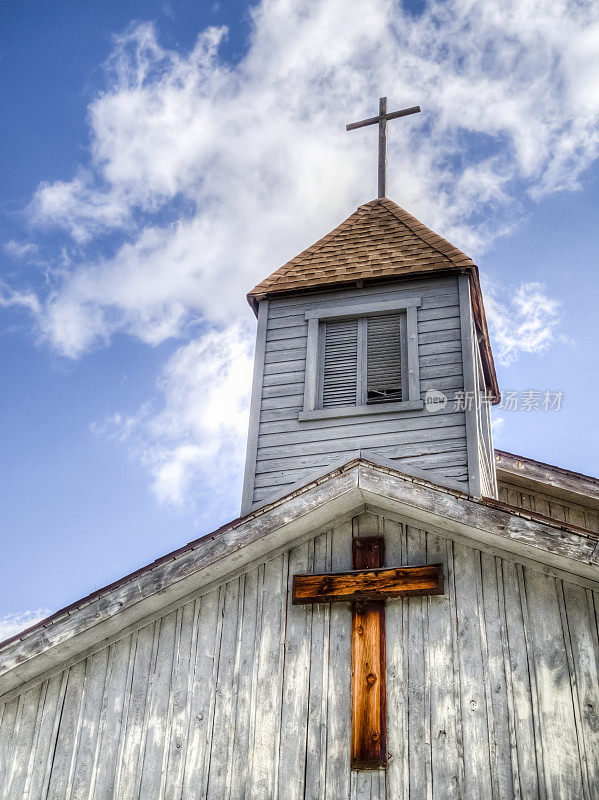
[292,563,444,605]
[345,104,421,131]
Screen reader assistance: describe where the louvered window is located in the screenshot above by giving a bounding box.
[322,319,359,407]
[321,314,403,409]
[366,314,402,404]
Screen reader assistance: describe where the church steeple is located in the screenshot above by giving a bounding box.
[242,198,499,514]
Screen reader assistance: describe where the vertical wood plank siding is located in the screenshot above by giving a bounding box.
[1,514,597,799]
[251,277,473,508]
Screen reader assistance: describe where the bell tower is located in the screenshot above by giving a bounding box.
[241,197,499,515]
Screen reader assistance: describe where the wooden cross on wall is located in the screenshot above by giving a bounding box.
[293,537,444,769]
[346,97,421,199]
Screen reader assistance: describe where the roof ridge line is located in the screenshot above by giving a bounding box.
[263,204,369,290]
[378,198,473,269]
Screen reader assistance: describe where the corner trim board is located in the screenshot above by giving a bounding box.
[459,275,482,498]
[241,299,269,515]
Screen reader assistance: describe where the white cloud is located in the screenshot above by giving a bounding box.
[0,283,41,315]
[99,323,253,513]
[0,609,51,642]
[491,415,505,436]
[485,281,561,366]
[4,240,39,260]
[23,1,599,359]
[4,0,598,505]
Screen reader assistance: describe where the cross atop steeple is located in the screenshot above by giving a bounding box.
[346,97,421,198]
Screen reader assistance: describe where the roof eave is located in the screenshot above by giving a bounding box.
[1,457,597,700]
[495,449,599,508]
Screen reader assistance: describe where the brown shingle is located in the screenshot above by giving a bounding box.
[248,198,475,299]
[247,197,499,403]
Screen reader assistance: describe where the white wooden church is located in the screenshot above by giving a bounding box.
[1,103,598,799]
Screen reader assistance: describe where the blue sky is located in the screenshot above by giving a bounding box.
[1,0,598,637]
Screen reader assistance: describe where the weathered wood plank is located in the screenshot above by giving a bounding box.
[557,582,594,800]
[426,532,462,798]
[383,517,407,800]
[277,541,312,800]
[263,359,305,376]
[264,348,306,365]
[406,526,430,799]
[0,698,19,799]
[266,323,308,341]
[524,570,585,800]
[496,451,599,512]
[497,478,599,535]
[258,406,465,436]
[255,438,467,473]
[419,338,463,356]
[92,636,136,800]
[139,612,179,797]
[257,419,467,451]
[265,336,308,353]
[495,560,529,799]
[479,552,514,799]
[18,681,49,800]
[262,369,305,387]
[266,294,458,330]
[262,382,305,399]
[180,589,222,798]
[420,349,463,367]
[248,554,287,800]
[162,602,197,800]
[35,673,69,800]
[453,543,493,799]
[418,328,461,345]
[253,450,468,493]
[227,570,259,800]
[260,392,304,410]
[123,622,161,800]
[420,374,463,392]
[304,532,331,800]
[267,277,458,315]
[351,537,387,769]
[2,684,43,798]
[69,649,110,800]
[45,660,87,800]
[206,579,241,799]
[293,564,443,604]
[418,315,460,333]
[325,521,352,799]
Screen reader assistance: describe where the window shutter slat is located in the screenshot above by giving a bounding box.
[322,319,358,408]
[366,314,402,404]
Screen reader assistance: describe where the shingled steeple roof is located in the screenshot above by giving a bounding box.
[248,197,475,299]
[248,197,499,402]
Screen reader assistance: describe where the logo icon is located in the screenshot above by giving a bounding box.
[425,389,447,413]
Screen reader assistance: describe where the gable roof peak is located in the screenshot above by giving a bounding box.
[247,196,475,306]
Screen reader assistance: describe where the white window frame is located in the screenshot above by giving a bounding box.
[299,297,423,421]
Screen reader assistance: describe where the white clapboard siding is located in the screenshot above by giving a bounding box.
[1,513,598,799]
[248,276,478,509]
